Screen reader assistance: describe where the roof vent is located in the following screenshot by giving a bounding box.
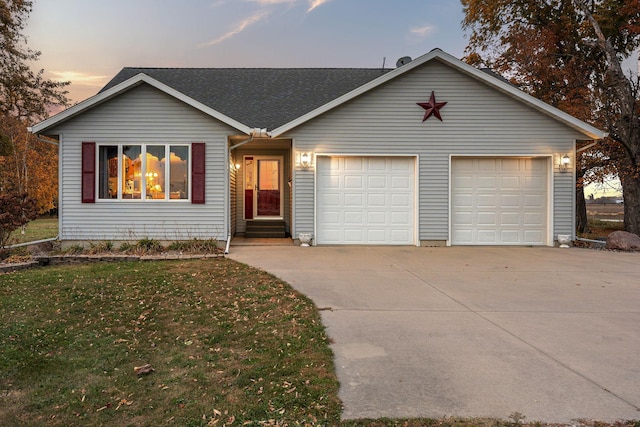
[396,56,412,67]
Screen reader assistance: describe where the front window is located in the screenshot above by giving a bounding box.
[98,144,189,201]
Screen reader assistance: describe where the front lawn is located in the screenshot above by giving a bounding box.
[0,259,341,426]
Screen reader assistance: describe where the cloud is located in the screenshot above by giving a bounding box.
[246,0,297,4]
[201,0,329,48]
[200,10,271,47]
[49,71,110,86]
[409,25,434,40]
[307,0,331,12]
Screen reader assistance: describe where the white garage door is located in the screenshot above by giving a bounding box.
[451,157,548,245]
[317,156,415,245]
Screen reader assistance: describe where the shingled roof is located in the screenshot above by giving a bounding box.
[101,68,392,130]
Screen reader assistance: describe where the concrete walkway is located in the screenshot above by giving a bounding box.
[228,246,640,422]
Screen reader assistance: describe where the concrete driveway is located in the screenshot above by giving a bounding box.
[228,246,640,422]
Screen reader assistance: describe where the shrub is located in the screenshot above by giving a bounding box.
[166,238,220,253]
[135,238,163,254]
[0,193,38,250]
[86,241,114,254]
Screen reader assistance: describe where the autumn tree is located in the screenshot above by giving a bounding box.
[0,0,68,214]
[462,0,640,234]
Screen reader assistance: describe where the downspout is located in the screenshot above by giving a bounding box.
[5,236,58,249]
[226,128,271,254]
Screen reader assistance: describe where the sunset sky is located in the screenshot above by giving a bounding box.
[26,0,468,103]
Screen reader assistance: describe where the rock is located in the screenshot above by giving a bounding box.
[605,230,640,251]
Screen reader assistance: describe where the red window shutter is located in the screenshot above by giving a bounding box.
[81,142,96,203]
[191,142,205,204]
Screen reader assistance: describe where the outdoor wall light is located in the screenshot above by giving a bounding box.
[300,152,311,169]
[234,162,241,170]
[560,154,571,172]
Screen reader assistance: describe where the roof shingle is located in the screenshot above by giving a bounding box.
[101,67,392,130]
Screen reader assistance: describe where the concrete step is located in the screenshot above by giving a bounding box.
[245,220,286,238]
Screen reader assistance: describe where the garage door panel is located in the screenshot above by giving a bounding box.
[367,211,386,224]
[392,211,410,225]
[367,176,385,188]
[478,176,496,188]
[479,159,497,171]
[501,194,520,208]
[344,175,363,189]
[344,229,364,243]
[477,229,498,244]
[368,158,386,170]
[500,158,520,171]
[317,157,415,245]
[500,230,520,244]
[525,176,546,188]
[454,194,473,207]
[501,212,520,226]
[477,194,497,207]
[320,210,340,224]
[477,212,497,225]
[367,193,386,206]
[452,157,548,245]
[454,212,473,225]
[345,158,363,170]
[391,229,410,242]
[524,230,544,243]
[391,193,411,207]
[344,194,363,207]
[524,212,543,226]
[392,176,411,188]
[344,211,363,224]
[501,176,520,189]
[455,176,474,188]
[367,229,387,242]
[524,194,543,207]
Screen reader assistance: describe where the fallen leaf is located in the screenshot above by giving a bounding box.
[133,364,154,375]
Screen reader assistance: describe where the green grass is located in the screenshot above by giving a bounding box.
[578,217,625,240]
[6,217,58,245]
[0,259,341,426]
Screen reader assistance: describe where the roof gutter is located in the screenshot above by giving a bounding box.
[229,128,270,151]
[576,141,600,153]
[32,134,59,146]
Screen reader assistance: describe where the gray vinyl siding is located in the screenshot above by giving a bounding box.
[285,60,584,242]
[50,84,237,242]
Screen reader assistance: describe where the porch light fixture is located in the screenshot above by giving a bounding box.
[300,152,311,169]
[560,154,571,172]
[234,162,241,170]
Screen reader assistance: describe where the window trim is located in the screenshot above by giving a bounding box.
[95,143,191,202]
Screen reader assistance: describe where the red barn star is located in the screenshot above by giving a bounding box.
[417,91,447,122]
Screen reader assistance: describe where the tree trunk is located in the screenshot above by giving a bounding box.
[621,173,640,235]
[576,168,590,234]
